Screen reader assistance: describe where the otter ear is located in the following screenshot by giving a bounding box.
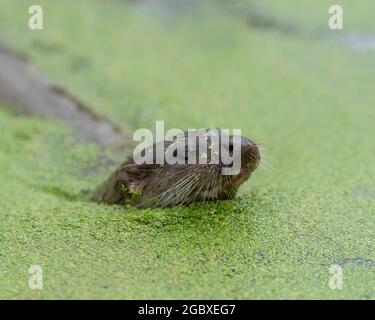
[118,164,155,192]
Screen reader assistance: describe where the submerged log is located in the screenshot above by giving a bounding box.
[0,42,125,146]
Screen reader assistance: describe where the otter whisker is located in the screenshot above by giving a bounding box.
[135,173,195,208]
[158,174,197,206]
[178,176,202,204]
[164,175,196,204]
[186,181,205,204]
[159,170,202,206]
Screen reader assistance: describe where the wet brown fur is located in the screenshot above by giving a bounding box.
[93,129,260,208]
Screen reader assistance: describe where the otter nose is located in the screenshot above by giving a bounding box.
[241,140,260,167]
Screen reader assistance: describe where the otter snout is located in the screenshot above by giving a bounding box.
[240,139,260,172]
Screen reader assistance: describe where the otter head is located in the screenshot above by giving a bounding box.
[117,129,260,208]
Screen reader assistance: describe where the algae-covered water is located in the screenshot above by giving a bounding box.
[0,0,374,299]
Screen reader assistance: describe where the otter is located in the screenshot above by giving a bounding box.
[92,129,260,208]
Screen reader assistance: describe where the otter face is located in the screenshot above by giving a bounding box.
[118,129,260,208]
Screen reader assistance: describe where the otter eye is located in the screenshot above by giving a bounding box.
[228,143,233,154]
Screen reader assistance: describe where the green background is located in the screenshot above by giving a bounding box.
[0,0,374,299]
